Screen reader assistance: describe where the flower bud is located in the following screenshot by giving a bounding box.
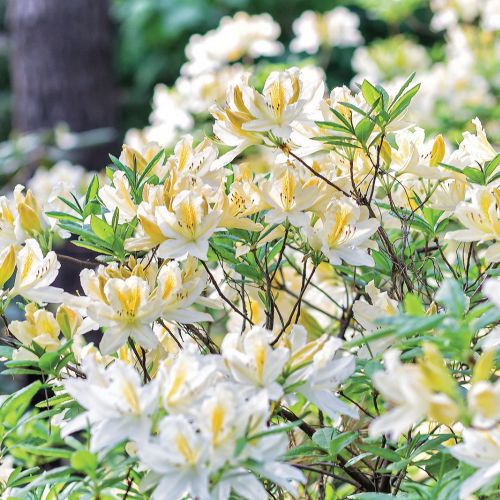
[18,201,42,233]
[418,342,457,397]
[472,348,495,383]
[430,134,445,167]
[56,304,82,339]
[0,245,16,289]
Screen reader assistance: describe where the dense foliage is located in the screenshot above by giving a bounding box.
[0,2,499,500]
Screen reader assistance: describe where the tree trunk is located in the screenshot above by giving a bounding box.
[7,0,117,169]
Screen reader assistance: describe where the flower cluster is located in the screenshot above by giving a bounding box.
[0,6,499,500]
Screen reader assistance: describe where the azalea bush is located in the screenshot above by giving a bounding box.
[0,67,498,498]
[1,6,500,500]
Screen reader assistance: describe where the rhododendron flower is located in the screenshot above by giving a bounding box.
[260,168,320,227]
[370,349,459,439]
[182,12,282,77]
[445,186,500,262]
[99,171,137,223]
[11,239,63,304]
[290,8,363,54]
[156,190,222,260]
[242,67,324,139]
[449,427,500,499]
[305,198,379,266]
[221,326,289,399]
[138,414,212,500]
[87,276,160,354]
[284,326,357,419]
[10,303,60,356]
[160,349,217,413]
[63,360,159,452]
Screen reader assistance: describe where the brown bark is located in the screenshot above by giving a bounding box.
[7,0,117,169]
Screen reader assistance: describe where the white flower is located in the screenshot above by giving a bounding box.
[137,414,211,500]
[63,360,159,452]
[370,350,428,439]
[156,259,212,324]
[11,239,63,304]
[198,383,248,468]
[483,278,500,309]
[449,117,497,168]
[211,468,268,500]
[9,303,60,355]
[352,281,399,358]
[221,326,289,399]
[285,326,357,419]
[449,427,500,499]
[445,186,500,263]
[164,135,224,193]
[391,128,449,179]
[242,67,324,139]
[468,380,500,425]
[369,349,458,439]
[246,432,306,496]
[290,8,363,54]
[353,281,399,332]
[148,85,194,140]
[182,12,282,77]
[87,276,160,354]
[160,349,217,414]
[98,171,137,223]
[305,197,379,267]
[481,0,500,31]
[176,65,244,115]
[28,161,91,238]
[260,168,320,227]
[156,190,221,260]
[430,0,480,31]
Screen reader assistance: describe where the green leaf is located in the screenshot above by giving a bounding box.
[329,107,354,130]
[85,174,100,205]
[72,240,114,256]
[71,450,98,473]
[38,351,60,372]
[358,443,401,462]
[57,196,82,216]
[90,215,114,243]
[439,163,463,175]
[355,116,376,145]
[350,494,399,499]
[109,154,135,189]
[389,72,416,108]
[484,154,499,181]
[312,428,335,450]
[316,121,351,134]
[404,293,425,316]
[361,80,381,108]
[389,83,420,121]
[138,148,165,185]
[436,280,467,317]
[338,101,369,117]
[463,167,485,185]
[233,263,262,281]
[284,444,322,459]
[0,345,14,359]
[328,431,358,457]
[45,211,82,224]
[15,444,72,460]
[0,380,42,427]
[372,250,392,274]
